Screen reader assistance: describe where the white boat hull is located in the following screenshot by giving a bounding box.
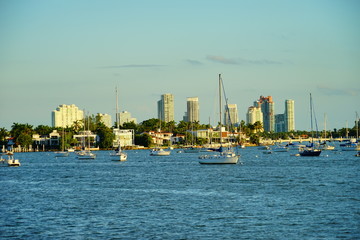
[77,151,96,159]
[7,159,21,166]
[150,150,171,156]
[110,152,128,161]
[199,153,239,164]
[54,151,69,157]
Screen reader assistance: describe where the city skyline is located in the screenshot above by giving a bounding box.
[1,1,359,131]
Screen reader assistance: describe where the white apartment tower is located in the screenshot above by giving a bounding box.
[119,111,137,126]
[52,104,84,128]
[186,97,199,122]
[246,106,263,125]
[158,94,174,122]
[224,104,239,126]
[97,113,112,128]
[284,99,295,131]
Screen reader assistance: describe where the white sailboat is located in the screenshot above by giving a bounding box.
[54,128,69,157]
[110,87,127,161]
[150,121,171,156]
[199,74,239,164]
[320,113,335,151]
[77,114,96,160]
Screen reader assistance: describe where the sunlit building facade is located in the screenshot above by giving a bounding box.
[119,111,137,126]
[224,104,239,126]
[186,97,199,122]
[254,96,275,132]
[52,104,84,128]
[246,106,263,124]
[285,99,295,132]
[158,94,174,122]
[97,113,112,128]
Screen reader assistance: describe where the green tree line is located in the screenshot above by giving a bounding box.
[0,118,359,150]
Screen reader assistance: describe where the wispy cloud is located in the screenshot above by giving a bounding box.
[99,64,166,68]
[317,85,360,96]
[186,59,202,65]
[206,55,282,65]
[207,55,238,64]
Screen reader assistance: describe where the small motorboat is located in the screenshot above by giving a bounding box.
[6,155,21,167]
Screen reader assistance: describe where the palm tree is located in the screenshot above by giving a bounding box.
[253,121,263,133]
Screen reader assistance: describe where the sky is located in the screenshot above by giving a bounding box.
[1,0,359,131]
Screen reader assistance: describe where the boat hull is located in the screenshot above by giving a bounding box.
[54,152,69,157]
[183,148,201,153]
[299,149,321,156]
[199,154,239,164]
[150,151,171,156]
[7,159,21,166]
[77,151,96,159]
[110,153,127,161]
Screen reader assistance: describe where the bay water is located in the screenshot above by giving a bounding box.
[1,147,359,239]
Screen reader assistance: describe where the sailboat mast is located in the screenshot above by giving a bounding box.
[324,113,327,139]
[310,93,314,141]
[219,74,222,146]
[116,87,119,129]
[356,112,359,140]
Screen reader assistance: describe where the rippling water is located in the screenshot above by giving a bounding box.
[1,147,359,239]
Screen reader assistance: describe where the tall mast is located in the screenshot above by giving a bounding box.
[324,113,327,139]
[310,93,313,141]
[219,74,222,146]
[356,112,359,140]
[116,87,119,129]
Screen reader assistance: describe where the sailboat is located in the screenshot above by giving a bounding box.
[77,114,96,160]
[54,128,69,157]
[184,123,201,153]
[320,113,335,151]
[110,87,127,161]
[299,93,322,157]
[150,137,171,156]
[198,74,239,164]
[150,120,171,156]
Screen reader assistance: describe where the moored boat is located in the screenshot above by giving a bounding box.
[6,155,21,166]
[198,74,239,164]
[77,150,96,159]
[150,148,171,156]
[299,93,321,157]
[340,140,359,151]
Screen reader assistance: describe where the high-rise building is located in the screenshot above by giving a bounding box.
[255,96,275,132]
[97,113,112,128]
[246,106,263,124]
[275,114,286,132]
[186,97,199,122]
[158,94,174,122]
[284,99,295,131]
[224,104,239,126]
[119,111,137,126]
[52,104,84,128]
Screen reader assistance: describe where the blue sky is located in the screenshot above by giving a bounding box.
[1,0,359,131]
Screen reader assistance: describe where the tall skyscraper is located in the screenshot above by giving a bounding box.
[284,99,295,131]
[186,97,199,122]
[255,96,275,132]
[246,106,263,124]
[275,114,285,132]
[224,104,239,126]
[52,104,84,128]
[158,94,174,122]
